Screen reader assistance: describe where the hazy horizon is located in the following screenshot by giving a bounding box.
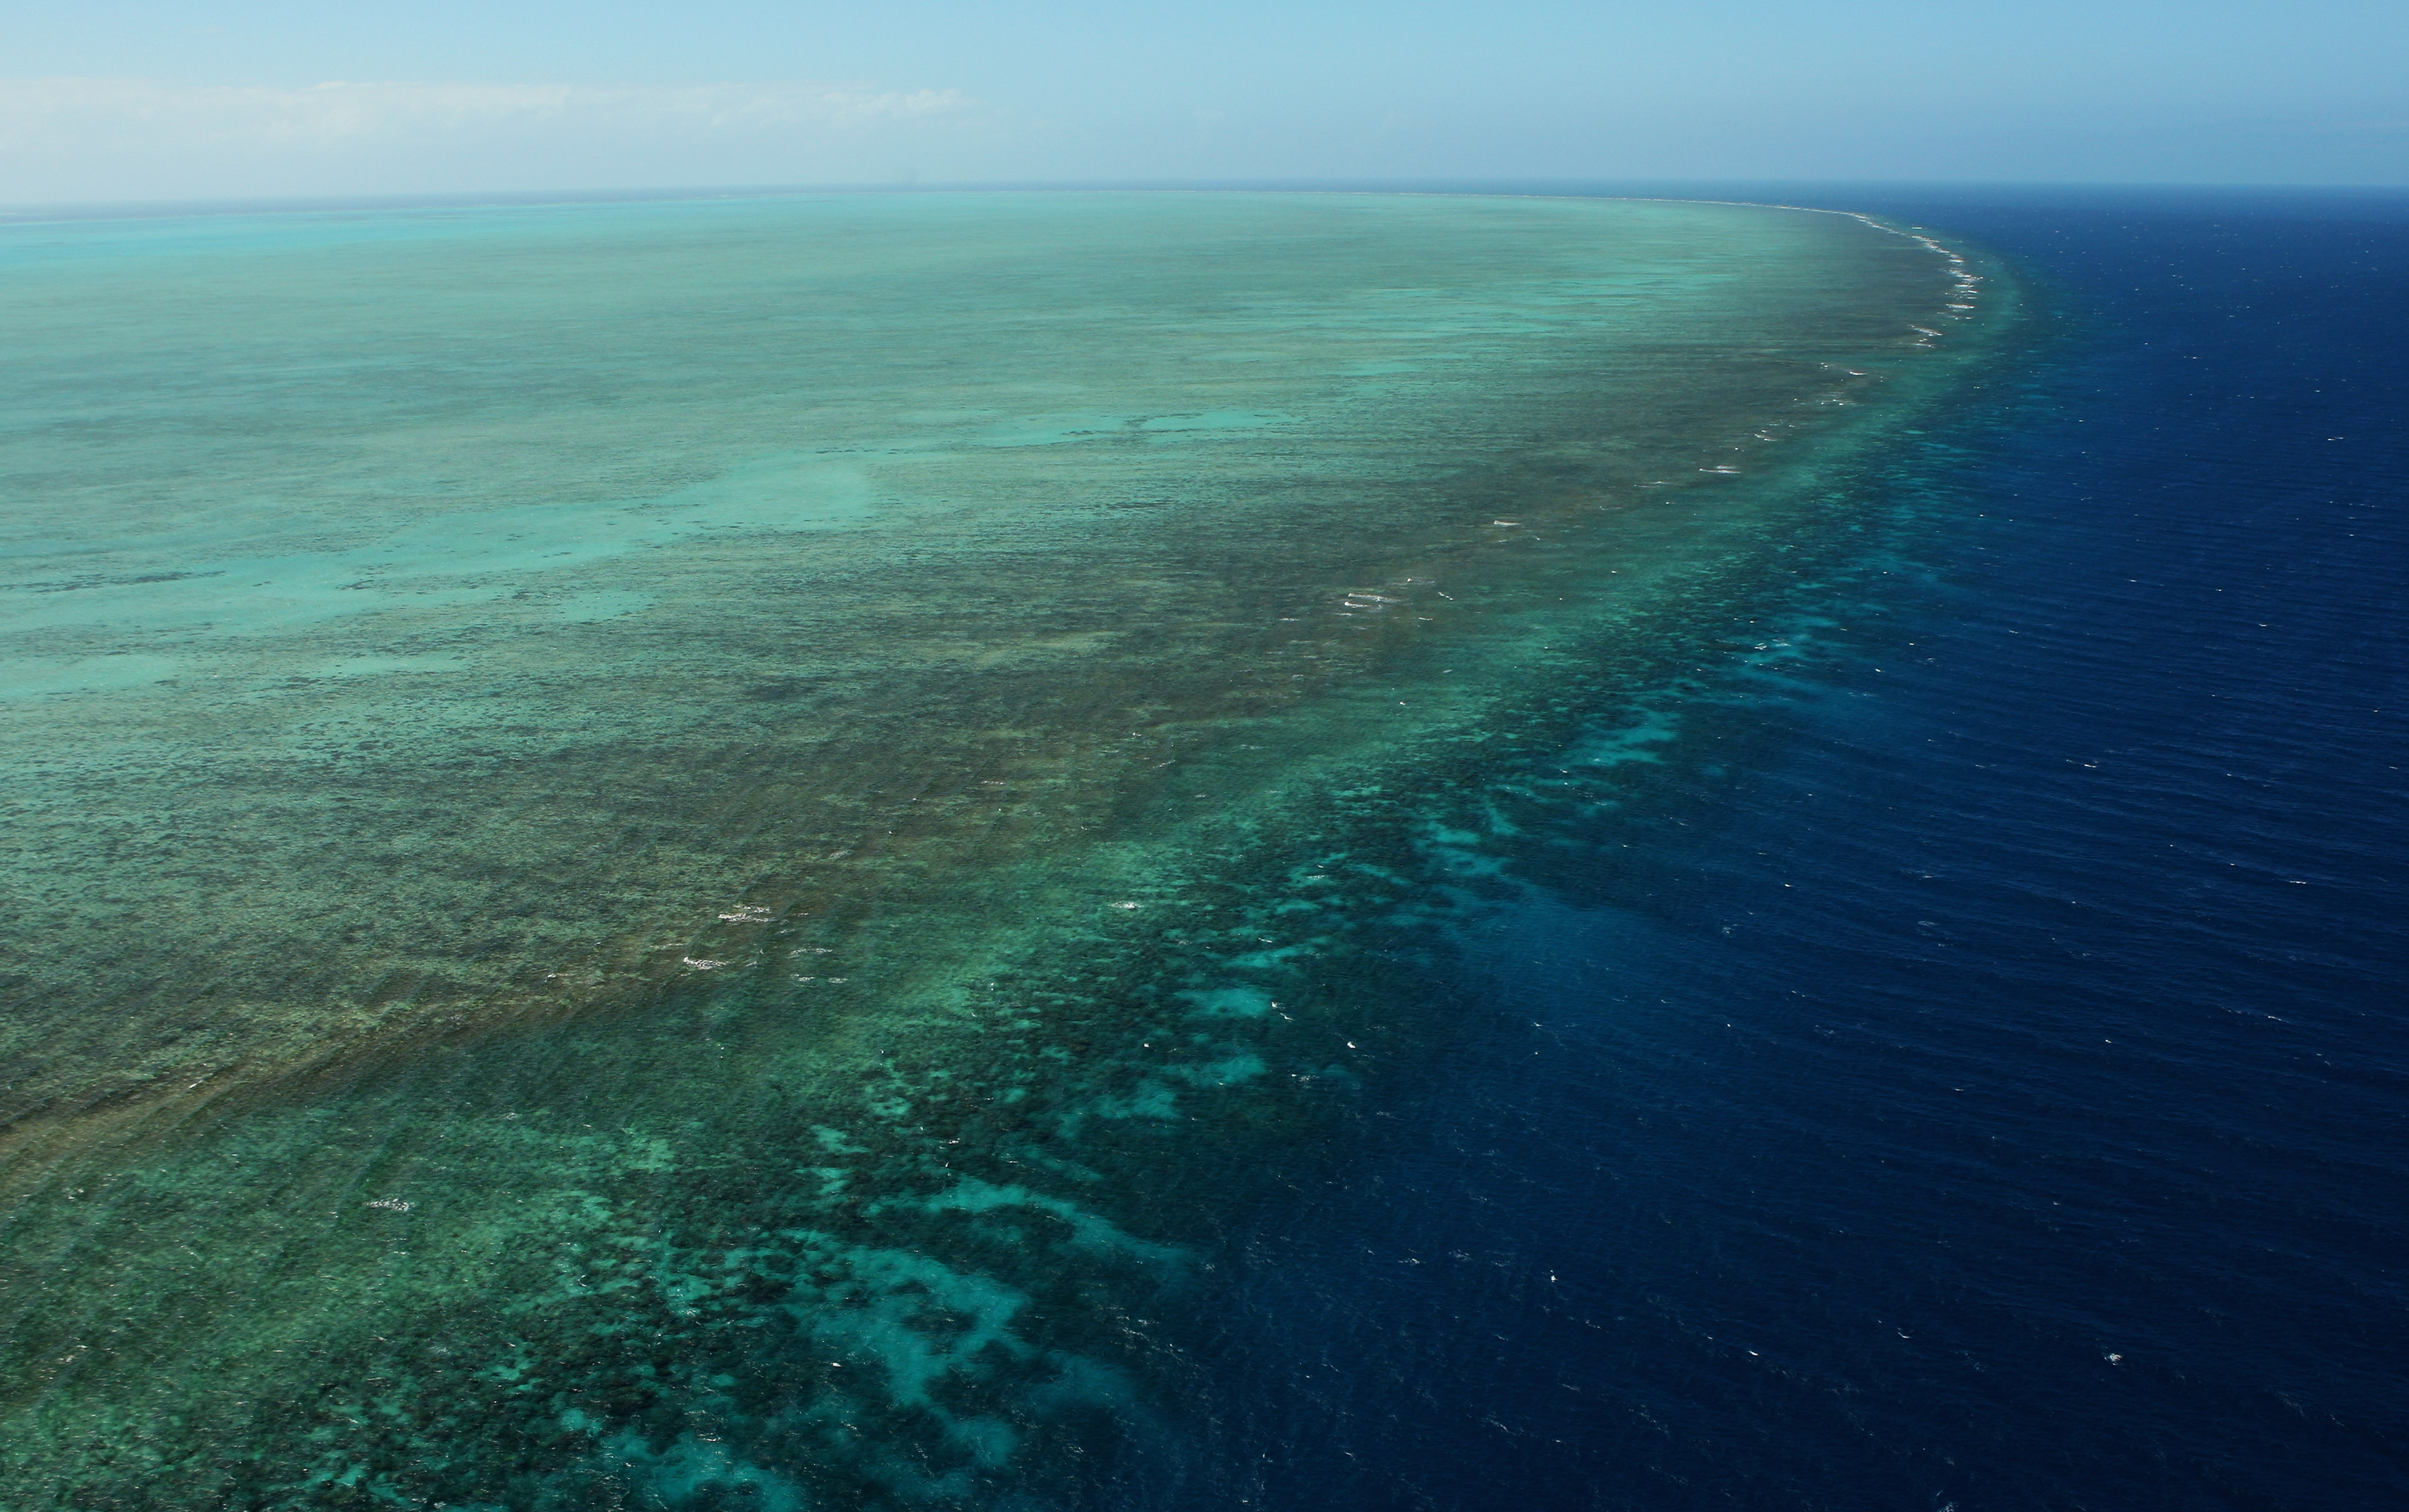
[11,179,2409,230]
[5,0,2403,206]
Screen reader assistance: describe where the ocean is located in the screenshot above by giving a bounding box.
[0,186,2399,1509]
[1166,187,2409,1511]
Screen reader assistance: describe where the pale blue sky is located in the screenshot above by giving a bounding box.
[3,1,2403,203]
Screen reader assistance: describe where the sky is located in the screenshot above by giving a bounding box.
[3,1,2404,204]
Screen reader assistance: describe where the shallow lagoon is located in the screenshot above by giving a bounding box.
[0,192,1992,1505]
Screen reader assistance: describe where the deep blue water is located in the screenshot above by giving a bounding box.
[1177,191,2408,1509]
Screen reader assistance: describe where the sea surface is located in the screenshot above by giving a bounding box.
[0,186,2400,1509]
[1167,187,2409,1511]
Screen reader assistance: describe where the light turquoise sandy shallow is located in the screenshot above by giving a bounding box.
[0,191,1995,1506]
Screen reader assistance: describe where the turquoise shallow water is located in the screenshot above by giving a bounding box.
[0,191,1993,1505]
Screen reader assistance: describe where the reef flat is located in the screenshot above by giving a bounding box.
[0,191,2000,1506]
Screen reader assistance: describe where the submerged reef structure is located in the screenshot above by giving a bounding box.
[0,191,2004,1506]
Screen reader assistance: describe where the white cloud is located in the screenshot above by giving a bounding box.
[0,77,985,203]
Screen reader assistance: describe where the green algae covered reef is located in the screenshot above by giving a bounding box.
[0,192,2006,1507]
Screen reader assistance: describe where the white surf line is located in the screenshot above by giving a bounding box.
[1606,194,1987,331]
[1159,184,1990,336]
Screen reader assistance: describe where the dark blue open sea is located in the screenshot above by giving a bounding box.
[1175,190,2408,1510]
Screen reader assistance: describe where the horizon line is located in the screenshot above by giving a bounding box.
[9,176,2408,227]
